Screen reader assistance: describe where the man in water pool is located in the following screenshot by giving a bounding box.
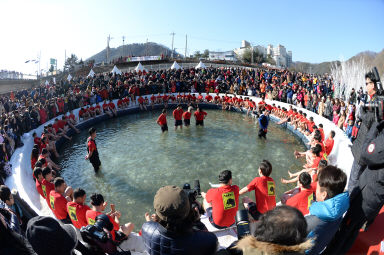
[85,127,101,172]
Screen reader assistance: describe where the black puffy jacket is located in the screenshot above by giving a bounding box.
[141,221,218,255]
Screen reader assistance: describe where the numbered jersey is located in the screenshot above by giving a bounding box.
[286,188,315,216]
[67,202,91,229]
[49,190,69,220]
[247,176,276,214]
[206,185,240,227]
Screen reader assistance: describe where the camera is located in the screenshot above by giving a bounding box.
[183,180,204,215]
[80,214,113,243]
[183,180,201,202]
[363,67,384,122]
[236,209,251,239]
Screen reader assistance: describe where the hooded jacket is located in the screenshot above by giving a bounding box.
[305,192,349,255]
[235,235,313,255]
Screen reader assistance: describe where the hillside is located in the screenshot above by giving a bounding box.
[87,42,180,63]
[290,49,384,75]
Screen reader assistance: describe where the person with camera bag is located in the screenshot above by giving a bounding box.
[85,193,134,243]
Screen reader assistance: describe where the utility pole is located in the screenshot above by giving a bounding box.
[170,32,175,58]
[185,34,188,58]
[122,36,125,57]
[145,38,149,56]
[106,34,113,64]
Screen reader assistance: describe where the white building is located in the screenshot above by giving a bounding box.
[208,51,237,61]
[235,41,292,67]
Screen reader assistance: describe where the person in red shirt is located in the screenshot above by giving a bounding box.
[102,100,113,117]
[33,132,42,149]
[182,106,193,127]
[202,170,239,228]
[86,193,134,241]
[137,96,147,111]
[156,109,168,132]
[31,147,39,170]
[41,167,55,205]
[94,103,102,115]
[240,160,276,220]
[123,96,130,107]
[205,93,213,103]
[34,168,45,198]
[117,98,125,109]
[108,100,117,116]
[49,177,73,223]
[86,127,101,172]
[79,107,91,120]
[67,188,91,229]
[194,107,207,126]
[324,130,335,158]
[285,172,314,216]
[197,93,204,103]
[172,105,183,130]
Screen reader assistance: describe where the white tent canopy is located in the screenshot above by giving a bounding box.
[88,69,95,78]
[111,65,122,75]
[134,62,147,72]
[67,74,72,81]
[195,61,206,69]
[170,61,181,70]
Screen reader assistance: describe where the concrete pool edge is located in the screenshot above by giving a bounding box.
[6,93,353,218]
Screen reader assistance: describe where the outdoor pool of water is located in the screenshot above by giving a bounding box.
[57,109,306,230]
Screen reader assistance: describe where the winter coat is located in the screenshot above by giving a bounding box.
[235,235,313,255]
[141,221,218,255]
[305,192,349,255]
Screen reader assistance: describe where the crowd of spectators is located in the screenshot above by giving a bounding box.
[0,64,375,254]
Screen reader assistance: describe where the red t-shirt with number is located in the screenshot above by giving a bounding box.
[67,202,91,229]
[247,176,276,214]
[286,188,314,215]
[35,179,44,198]
[49,190,69,220]
[41,179,55,202]
[206,185,239,227]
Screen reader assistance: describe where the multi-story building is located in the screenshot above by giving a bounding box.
[0,70,23,79]
[235,41,292,67]
[208,51,237,61]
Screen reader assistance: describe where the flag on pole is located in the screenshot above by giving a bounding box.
[67,74,72,81]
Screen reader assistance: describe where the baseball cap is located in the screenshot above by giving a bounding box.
[26,216,78,255]
[154,185,190,222]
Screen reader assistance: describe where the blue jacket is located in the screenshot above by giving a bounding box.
[305,192,349,255]
[258,114,269,130]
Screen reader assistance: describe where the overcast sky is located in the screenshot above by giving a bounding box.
[1,0,383,75]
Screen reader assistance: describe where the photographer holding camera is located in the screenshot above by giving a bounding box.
[324,68,384,254]
[141,185,218,255]
[348,69,383,195]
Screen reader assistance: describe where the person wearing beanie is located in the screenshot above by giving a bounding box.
[141,185,218,255]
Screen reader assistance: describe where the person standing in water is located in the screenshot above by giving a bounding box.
[157,109,168,132]
[85,127,101,172]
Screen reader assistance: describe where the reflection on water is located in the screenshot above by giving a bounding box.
[58,110,306,230]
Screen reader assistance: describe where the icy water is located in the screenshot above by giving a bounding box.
[58,109,305,230]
